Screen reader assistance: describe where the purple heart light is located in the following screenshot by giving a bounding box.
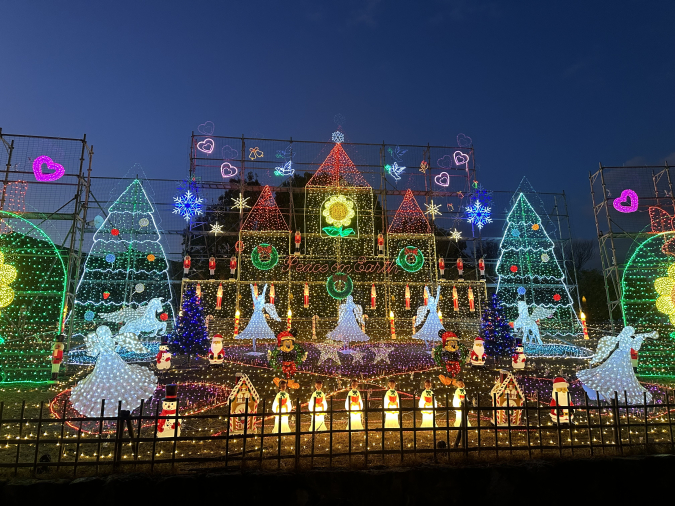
[453,150,470,167]
[434,172,450,187]
[33,156,65,182]
[613,189,638,213]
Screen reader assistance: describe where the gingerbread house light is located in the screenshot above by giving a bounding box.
[228,373,260,433]
[490,369,525,426]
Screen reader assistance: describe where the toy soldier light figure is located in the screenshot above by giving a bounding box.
[51,337,65,381]
[156,336,172,371]
[478,257,485,277]
[419,379,437,428]
[183,255,191,276]
[229,255,237,280]
[438,257,445,276]
[157,384,181,438]
[208,333,225,365]
[272,380,292,433]
[308,379,327,431]
[208,256,216,277]
[377,233,385,256]
[467,287,475,312]
[346,379,364,430]
[383,379,400,428]
[294,230,302,255]
[456,258,464,278]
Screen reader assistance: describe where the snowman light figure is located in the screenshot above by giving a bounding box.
[157,384,181,438]
[156,337,172,371]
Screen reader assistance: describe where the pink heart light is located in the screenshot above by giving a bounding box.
[32,156,65,182]
[453,150,470,167]
[434,172,450,187]
[220,162,238,178]
[196,138,215,154]
[613,189,638,213]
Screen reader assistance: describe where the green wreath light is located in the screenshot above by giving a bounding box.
[396,246,424,273]
[326,272,353,299]
[251,243,279,270]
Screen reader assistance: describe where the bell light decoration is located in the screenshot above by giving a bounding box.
[208,256,216,276]
[183,255,191,275]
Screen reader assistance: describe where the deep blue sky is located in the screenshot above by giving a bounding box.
[1,1,674,238]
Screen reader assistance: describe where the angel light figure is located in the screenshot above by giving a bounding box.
[235,284,281,355]
[70,326,158,417]
[512,301,555,345]
[326,295,370,353]
[576,326,658,405]
[412,286,443,347]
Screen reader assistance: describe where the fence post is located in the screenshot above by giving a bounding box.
[643,391,649,447]
[295,398,301,469]
[32,401,44,476]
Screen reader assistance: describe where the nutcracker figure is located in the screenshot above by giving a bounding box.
[419,379,437,428]
[216,283,223,310]
[272,380,292,433]
[478,257,485,277]
[294,230,302,255]
[51,337,64,381]
[438,257,445,276]
[155,336,172,371]
[405,284,411,310]
[436,330,462,385]
[303,282,309,308]
[371,284,376,309]
[457,258,464,277]
[383,379,400,428]
[157,384,181,438]
[452,285,459,312]
[377,233,385,256]
[308,379,327,431]
[270,283,276,305]
[183,255,191,276]
[346,379,364,430]
[208,256,216,277]
[208,333,225,365]
[229,255,237,279]
[468,286,475,312]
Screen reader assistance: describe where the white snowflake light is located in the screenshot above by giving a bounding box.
[173,190,204,222]
[424,200,442,220]
[465,201,492,229]
[210,222,223,235]
[332,131,344,144]
[231,194,251,210]
[450,228,462,241]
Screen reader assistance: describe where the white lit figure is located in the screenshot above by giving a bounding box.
[70,326,157,417]
[272,387,293,434]
[412,286,443,347]
[236,284,281,354]
[326,295,370,353]
[345,385,364,430]
[513,301,555,345]
[419,385,437,428]
[383,382,400,429]
[577,326,658,404]
[453,387,470,427]
[308,386,327,431]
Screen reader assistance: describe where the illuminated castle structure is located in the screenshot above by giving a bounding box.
[182,138,485,343]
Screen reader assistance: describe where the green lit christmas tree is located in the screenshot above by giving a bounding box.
[72,180,174,338]
[496,193,581,338]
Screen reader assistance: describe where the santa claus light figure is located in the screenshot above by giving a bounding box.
[512,340,526,370]
[470,337,486,366]
[157,384,181,438]
[208,333,225,365]
[156,337,172,371]
[229,255,237,279]
[209,256,216,277]
[550,377,574,424]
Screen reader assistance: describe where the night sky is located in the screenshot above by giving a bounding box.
[1,1,674,239]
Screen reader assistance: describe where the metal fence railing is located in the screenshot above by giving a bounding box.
[1,389,673,476]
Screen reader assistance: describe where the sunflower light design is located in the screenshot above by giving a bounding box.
[655,263,675,323]
[0,251,18,309]
[322,195,356,238]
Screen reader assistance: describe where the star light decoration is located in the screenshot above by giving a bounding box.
[450,228,462,242]
[424,200,442,221]
[350,349,365,365]
[173,190,204,222]
[372,345,394,364]
[332,131,344,144]
[231,194,251,210]
[465,201,492,229]
[315,343,341,366]
[210,222,223,235]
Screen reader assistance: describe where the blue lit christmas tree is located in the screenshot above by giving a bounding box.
[481,293,514,358]
[172,285,209,365]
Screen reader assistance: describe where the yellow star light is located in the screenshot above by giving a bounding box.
[323,195,355,228]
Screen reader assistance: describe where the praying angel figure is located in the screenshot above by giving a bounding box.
[513,301,555,345]
[235,284,281,354]
[412,286,443,347]
[70,326,157,417]
[326,295,370,353]
[577,326,657,405]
